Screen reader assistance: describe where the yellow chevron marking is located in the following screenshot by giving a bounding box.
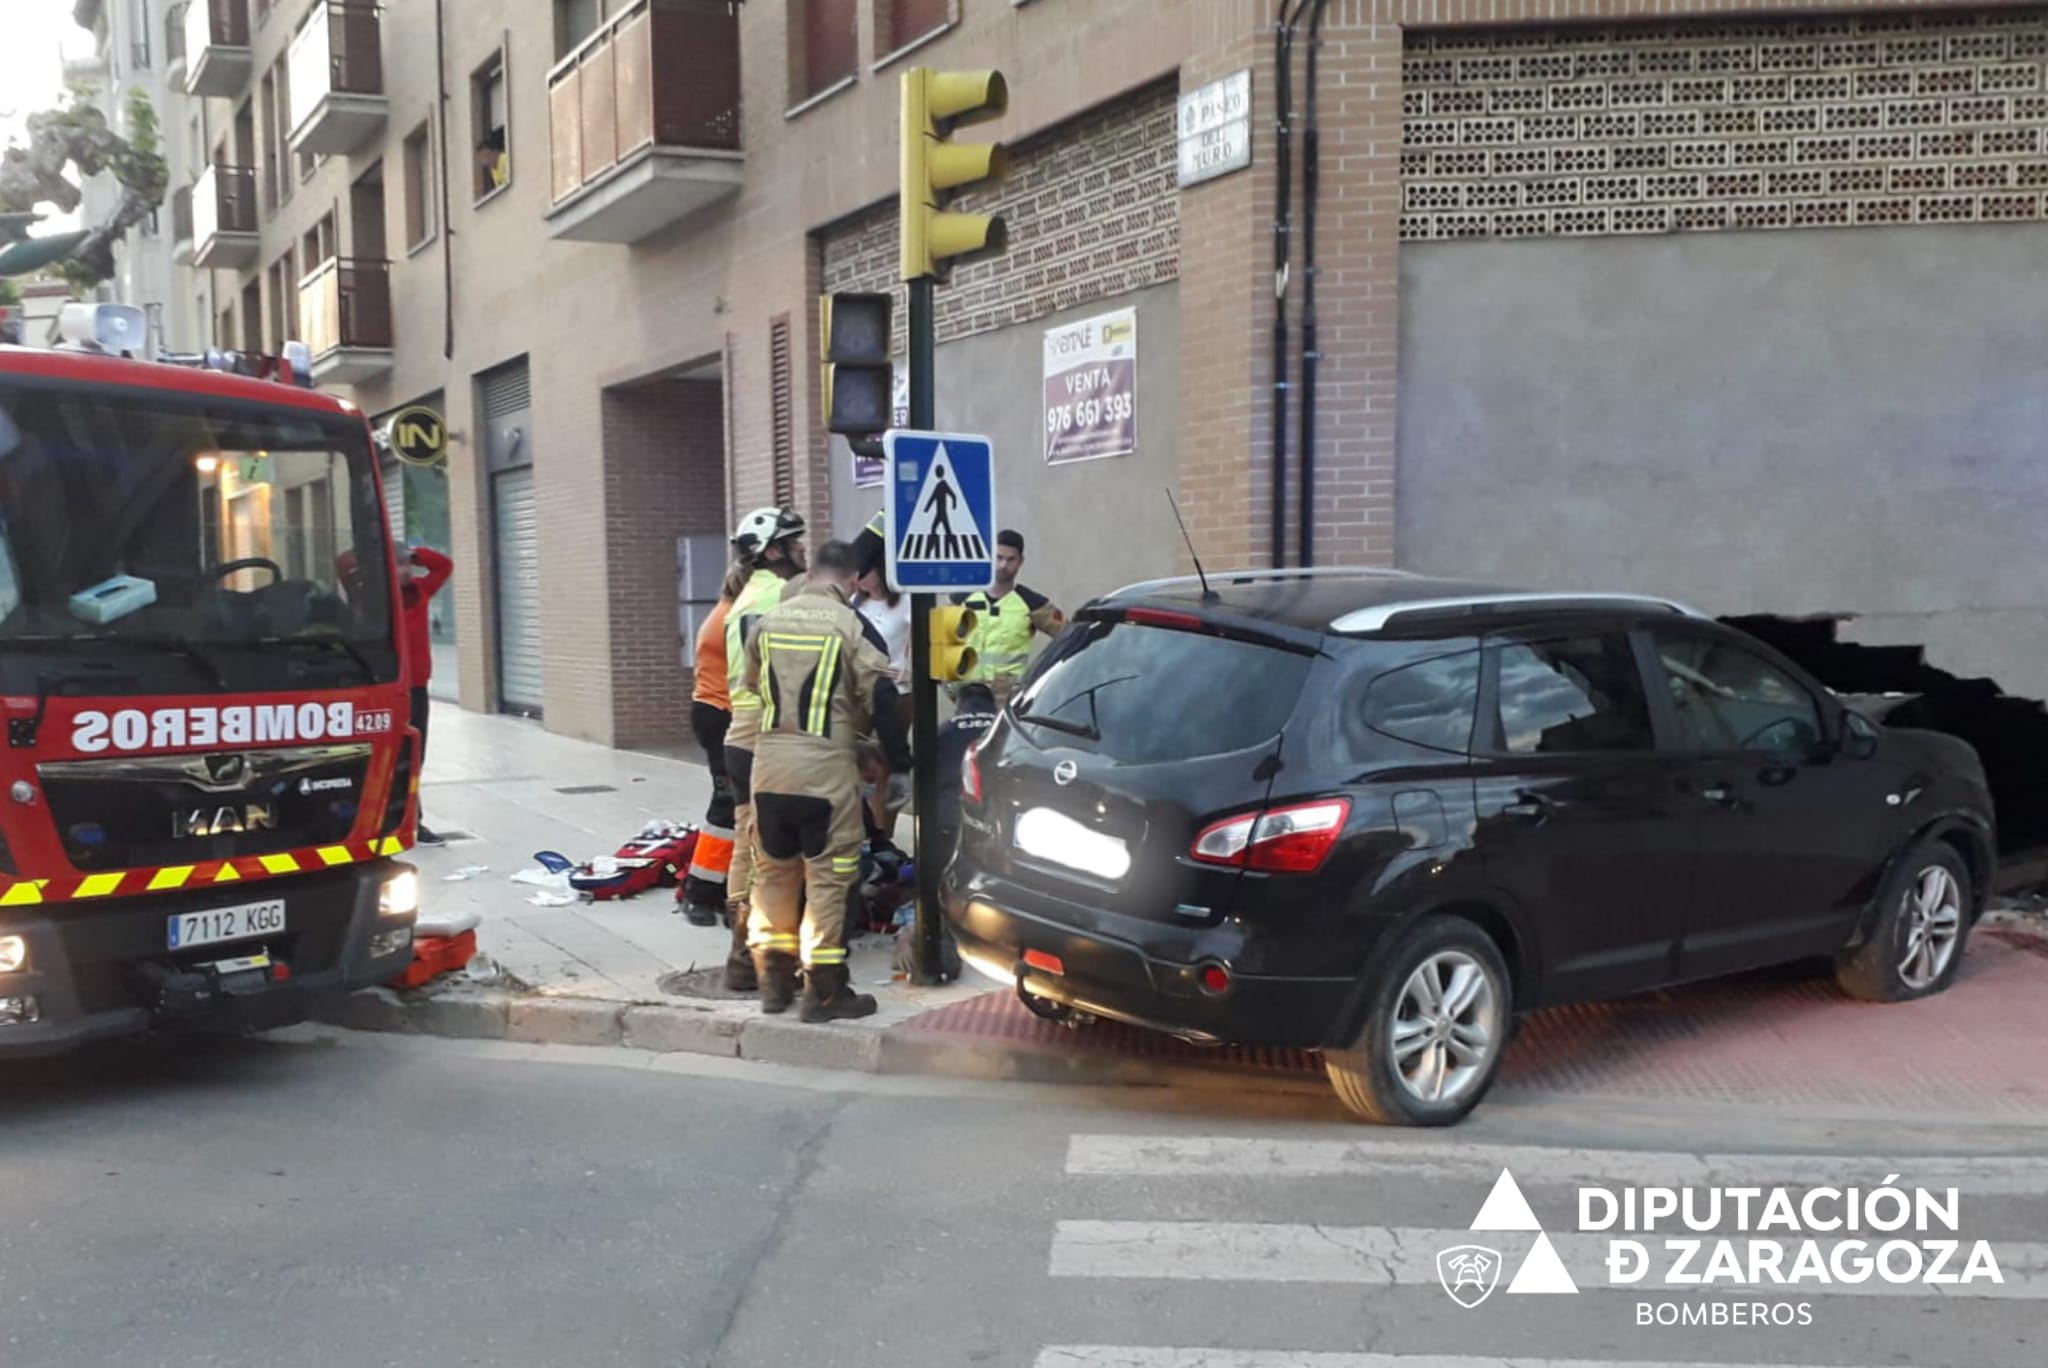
[260,853,300,875]
[0,881,47,907]
[148,866,195,892]
[76,873,125,899]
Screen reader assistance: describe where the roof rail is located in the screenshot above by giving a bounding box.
[1330,591,1708,635]
[1107,564,1422,600]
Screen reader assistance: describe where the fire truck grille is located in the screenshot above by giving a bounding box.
[37,745,373,872]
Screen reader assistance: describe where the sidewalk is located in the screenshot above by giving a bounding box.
[325,703,2048,1131]
[385,702,979,1018]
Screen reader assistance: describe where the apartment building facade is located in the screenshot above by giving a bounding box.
[67,0,207,354]
[158,0,2048,749]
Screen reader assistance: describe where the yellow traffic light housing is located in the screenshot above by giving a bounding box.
[900,67,1009,281]
[820,292,894,437]
[927,605,979,681]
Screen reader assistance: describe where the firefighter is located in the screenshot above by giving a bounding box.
[741,539,911,1021]
[952,529,1065,707]
[719,506,809,993]
[678,561,751,926]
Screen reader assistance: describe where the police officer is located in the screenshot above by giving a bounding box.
[741,539,911,1021]
[719,506,808,993]
[953,529,1065,706]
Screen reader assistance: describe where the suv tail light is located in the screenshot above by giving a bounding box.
[962,741,984,806]
[1191,798,1352,874]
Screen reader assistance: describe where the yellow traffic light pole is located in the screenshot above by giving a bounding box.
[900,65,1007,984]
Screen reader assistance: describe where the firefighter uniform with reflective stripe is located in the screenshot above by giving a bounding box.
[954,584,1063,704]
[719,567,790,986]
[742,579,903,1019]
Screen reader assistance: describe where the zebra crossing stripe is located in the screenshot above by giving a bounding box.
[1035,1351,1863,1368]
[1063,1135,2048,1195]
[1048,1221,2048,1299]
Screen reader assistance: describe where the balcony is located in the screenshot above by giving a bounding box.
[171,184,195,266]
[546,0,742,245]
[190,164,259,270]
[183,0,252,99]
[299,258,393,385]
[288,0,387,157]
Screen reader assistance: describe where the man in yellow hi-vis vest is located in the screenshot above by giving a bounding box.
[719,506,807,993]
[952,529,1065,706]
[741,540,911,1020]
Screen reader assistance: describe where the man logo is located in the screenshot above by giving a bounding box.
[1436,1245,1503,1309]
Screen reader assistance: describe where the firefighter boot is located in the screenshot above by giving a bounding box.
[800,962,877,1024]
[755,950,800,1016]
[721,899,757,993]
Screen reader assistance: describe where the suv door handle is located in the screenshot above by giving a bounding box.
[1502,792,1551,823]
[1699,784,1735,808]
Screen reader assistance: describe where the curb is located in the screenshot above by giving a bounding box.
[305,984,1323,1096]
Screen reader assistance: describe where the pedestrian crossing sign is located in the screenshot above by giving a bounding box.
[883,429,998,592]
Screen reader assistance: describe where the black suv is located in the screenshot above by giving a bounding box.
[942,569,1995,1126]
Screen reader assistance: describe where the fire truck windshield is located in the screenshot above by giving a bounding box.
[0,380,400,694]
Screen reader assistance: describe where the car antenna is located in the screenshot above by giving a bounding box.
[1166,488,1219,602]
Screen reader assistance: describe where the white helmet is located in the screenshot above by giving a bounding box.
[731,506,806,559]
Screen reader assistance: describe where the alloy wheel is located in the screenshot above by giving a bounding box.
[1897,865,1963,991]
[1387,950,1501,1105]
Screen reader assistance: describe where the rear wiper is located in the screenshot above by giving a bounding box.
[1013,673,1139,743]
[1013,712,1099,741]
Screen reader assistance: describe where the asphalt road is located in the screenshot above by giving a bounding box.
[2,1030,2044,1368]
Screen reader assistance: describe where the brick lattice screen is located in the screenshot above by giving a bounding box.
[820,78,1180,353]
[1401,8,2048,240]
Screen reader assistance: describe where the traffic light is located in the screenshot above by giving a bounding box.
[900,67,1009,281]
[927,605,979,681]
[820,291,894,437]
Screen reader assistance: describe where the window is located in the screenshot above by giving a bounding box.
[1491,635,1654,755]
[402,122,435,248]
[471,52,510,200]
[1653,633,1825,758]
[259,70,281,211]
[555,0,606,58]
[792,0,857,103]
[267,247,297,346]
[303,210,336,268]
[1363,650,1481,755]
[270,58,295,207]
[883,0,951,56]
[242,278,264,354]
[217,306,237,351]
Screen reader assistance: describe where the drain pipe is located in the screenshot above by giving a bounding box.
[436,0,454,360]
[1269,0,1309,568]
[1297,0,1332,568]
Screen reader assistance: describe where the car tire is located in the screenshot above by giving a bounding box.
[1324,916,1513,1127]
[1835,839,1974,1003]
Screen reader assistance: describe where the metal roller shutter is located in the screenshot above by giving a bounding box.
[491,467,543,714]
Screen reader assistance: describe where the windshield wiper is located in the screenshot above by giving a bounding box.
[261,634,379,681]
[4,633,228,690]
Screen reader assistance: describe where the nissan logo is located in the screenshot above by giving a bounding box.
[1053,761,1079,786]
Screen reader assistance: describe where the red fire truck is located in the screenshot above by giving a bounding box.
[0,305,420,1055]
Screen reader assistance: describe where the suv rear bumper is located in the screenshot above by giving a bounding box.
[946,880,1355,1049]
[0,861,417,1058]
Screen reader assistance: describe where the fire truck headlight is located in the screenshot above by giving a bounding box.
[379,870,420,919]
[0,935,26,974]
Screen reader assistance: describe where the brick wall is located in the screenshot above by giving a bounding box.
[818,79,1182,352]
[601,376,728,749]
[1401,9,2048,241]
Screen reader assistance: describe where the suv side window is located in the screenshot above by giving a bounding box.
[1362,649,1480,754]
[1651,632,1825,758]
[1489,635,1655,755]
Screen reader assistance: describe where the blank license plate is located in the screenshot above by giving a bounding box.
[168,900,286,951]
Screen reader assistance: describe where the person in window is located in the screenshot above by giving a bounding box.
[475,127,508,193]
[399,542,454,845]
